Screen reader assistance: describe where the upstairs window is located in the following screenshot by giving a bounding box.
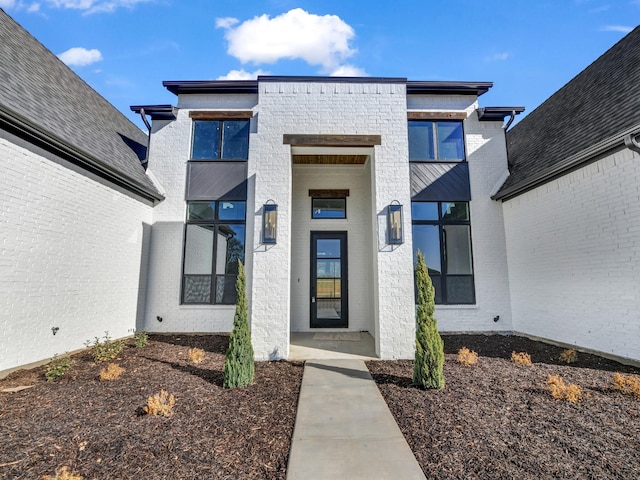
[408,120,465,162]
[191,120,250,160]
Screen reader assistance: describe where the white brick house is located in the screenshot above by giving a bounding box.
[3,10,640,377]
[133,77,521,361]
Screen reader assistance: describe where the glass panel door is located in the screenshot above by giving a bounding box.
[310,232,348,328]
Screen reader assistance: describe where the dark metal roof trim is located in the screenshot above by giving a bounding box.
[0,105,164,203]
[163,77,494,96]
[130,104,177,120]
[258,75,407,84]
[163,80,258,95]
[494,125,640,201]
[407,81,493,96]
[477,107,525,121]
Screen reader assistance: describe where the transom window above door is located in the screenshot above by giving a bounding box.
[309,189,349,219]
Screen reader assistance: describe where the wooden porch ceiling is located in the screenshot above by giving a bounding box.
[292,154,368,164]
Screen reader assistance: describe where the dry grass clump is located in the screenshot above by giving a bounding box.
[187,347,206,364]
[456,347,478,366]
[547,374,584,404]
[144,389,175,417]
[559,348,578,364]
[99,363,125,381]
[511,351,532,366]
[42,465,83,480]
[613,372,640,399]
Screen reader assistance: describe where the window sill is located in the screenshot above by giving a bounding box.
[179,304,236,309]
[435,304,478,310]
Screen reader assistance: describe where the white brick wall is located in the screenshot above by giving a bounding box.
[0,133,152,374]
[503,147,640,362]
[407,96,514,333]
[290,164,374,333]
[142,94,258,333]
[144,83,515,361]
[249,81,416,360]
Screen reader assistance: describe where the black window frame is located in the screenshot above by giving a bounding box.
[190,119,250,161]
[311,197,347,219]
[411,201,475,305]
[408,120,466,163]
[181,200,246,305]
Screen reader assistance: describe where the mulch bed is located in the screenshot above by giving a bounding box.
[0,335,304,480]
[367,334,640,479]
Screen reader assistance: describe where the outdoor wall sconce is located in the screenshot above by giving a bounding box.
[263,201,278,244]
[387,201,404,245]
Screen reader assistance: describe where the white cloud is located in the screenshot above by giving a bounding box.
[44,0,151,14]
[330,64,367,77]
[57,47,103,66]
[485,52,509,62]
[217,68,269,80]
[27,2,40,11]
[217,8,358,73]
[0,0,16,8]
[215,17,238,29]
[600,24,633,33]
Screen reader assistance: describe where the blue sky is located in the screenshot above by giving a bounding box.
[2,0,638,129]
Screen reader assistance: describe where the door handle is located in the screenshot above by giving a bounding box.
[311,297,315,303]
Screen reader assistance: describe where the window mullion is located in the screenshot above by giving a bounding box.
[211,223,218,305]
[218,121,224,159]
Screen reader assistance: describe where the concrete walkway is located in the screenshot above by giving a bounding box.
[287,359,426,480]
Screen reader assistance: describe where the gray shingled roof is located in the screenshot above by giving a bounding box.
[498,26,640,200]
[0,9,161,200]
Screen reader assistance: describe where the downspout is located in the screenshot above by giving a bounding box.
[504,110,517,131]
[138,107,152,171]
[624,132,640,154]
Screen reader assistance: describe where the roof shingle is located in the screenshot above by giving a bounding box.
[0,9,161,200]
[499,27,640,199]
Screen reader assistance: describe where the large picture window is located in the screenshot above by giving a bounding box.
[182,201,246,304]
[411,201,475,304]
[408,120,465,162]
[191,120,249,160]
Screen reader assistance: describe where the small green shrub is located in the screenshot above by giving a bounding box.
[134,329,149,348]
[45,354,73,382]
[86,332,125,362]
[223,261,255,388]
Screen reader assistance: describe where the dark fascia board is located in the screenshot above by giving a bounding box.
[258,75,408,84]
[163,80,258,95]
[163,77,493,96]
[494,125,640,201]
[407,81,493,96]
[477,107,525,121]
[0,104,164,203]
[130,104,177,120]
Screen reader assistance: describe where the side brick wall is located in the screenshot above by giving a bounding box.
[503,147,640,362]
[0,132,152,375]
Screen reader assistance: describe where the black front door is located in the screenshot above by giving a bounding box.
[310,232,348,328]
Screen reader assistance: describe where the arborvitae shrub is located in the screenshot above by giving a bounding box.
[223,261,255,388]
[413,250,445,389]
